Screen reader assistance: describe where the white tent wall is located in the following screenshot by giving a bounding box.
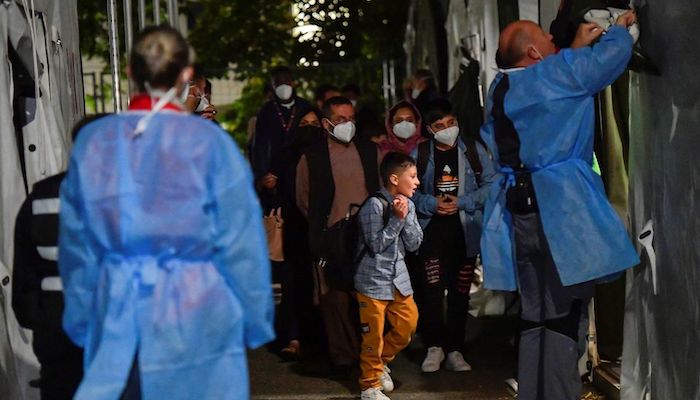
[404,0,442,88]
[0,1,83,399]
[622,0,700,398]
[1,5,36,400]
[459,0,499,98]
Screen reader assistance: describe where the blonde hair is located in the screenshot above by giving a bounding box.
[129,25,194,91]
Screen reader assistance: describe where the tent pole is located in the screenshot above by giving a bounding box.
[138,0,146,30]
[123,0,134,101]
[154,0,160,25]
[107,0,123,112]
[167,0,178,29]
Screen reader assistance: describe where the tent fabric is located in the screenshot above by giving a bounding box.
[1,1,83,399]
[466,0,500,96]
[403,0,441,82]
[1,5,39,400]
[444,0,469,90]
[622,1,700,398]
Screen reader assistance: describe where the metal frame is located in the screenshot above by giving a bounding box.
[104,0,181,112]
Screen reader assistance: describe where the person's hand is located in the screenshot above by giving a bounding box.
[393,195,409,220]
[615,10,637,28]
[444,195,459,214]
[200,104,217,120]
[571,22,604,49]
[184,84,203,112]
[261,173,278,190]
[436,194,458,216]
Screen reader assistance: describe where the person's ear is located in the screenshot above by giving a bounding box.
[180,66,194,85]
[389,173,399,187]
[322,118,332,132]
[526,45,542,61]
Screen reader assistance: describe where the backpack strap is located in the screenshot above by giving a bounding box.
[416,140,431,181]
[463,137,483,186]
[355,191,392,262]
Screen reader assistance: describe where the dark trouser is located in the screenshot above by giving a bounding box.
[416,216,476,352]
[513,212,594,400]
[40,356,82,400]
[120,356,141,400]
[320,288,360,366]
[272,260,300,343]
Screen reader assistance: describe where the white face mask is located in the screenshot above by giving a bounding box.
[275,84,293,101]
[432,126,460,147]
[393,121,416,140]
[195,95,210,113]
[328,120,356,143]
[411,88,422,99]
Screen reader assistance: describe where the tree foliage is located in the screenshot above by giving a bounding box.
[184,0,408,78]
[77,0,109,62]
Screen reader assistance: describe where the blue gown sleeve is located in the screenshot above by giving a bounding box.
[561,25,634,95]
[211,134,275,349]
[58,157,99,347]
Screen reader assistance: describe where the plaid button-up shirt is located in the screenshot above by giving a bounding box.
[354,188,423,301]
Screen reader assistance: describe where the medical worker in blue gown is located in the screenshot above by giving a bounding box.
[480,12,640,400]
[58,26,274,399]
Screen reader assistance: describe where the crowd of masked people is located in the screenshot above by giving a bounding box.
[246,64,496,400]
[10,9,641,399]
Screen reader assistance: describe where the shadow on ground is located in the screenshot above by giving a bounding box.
[249,315,518,400]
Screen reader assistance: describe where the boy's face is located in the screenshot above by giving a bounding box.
[428,115,457,134]
[391,165,420,197]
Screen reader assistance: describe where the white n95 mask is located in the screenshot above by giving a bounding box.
[195,95,210,113]
[275,84,293,101]
[393,121,416,140]
[433,126,459,147]
[329,121,356,143]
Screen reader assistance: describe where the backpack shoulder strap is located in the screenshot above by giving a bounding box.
[372,192,391,227]
[417,140,431,180]
[463,137,483,186]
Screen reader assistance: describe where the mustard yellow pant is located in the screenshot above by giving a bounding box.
[357,291,419,390]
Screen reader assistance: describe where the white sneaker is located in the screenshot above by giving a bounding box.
[445,351,472,372]
[361,387,391,400]
[504,377,518,394]
[380,364,394,392]
[421,346,445,372]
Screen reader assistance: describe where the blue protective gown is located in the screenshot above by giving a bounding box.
[480,26,640,291]
[58,110,275,399]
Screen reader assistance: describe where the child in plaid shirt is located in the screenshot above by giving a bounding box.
[354,152,423,400]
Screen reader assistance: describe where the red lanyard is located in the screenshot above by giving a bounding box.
[274,102,297,133]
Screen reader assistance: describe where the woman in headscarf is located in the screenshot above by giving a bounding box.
[379,100,426,158]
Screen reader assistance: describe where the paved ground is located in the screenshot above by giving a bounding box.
[250,316,518,399]
[249,314,605,400]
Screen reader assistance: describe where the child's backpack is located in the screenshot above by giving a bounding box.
[322,191,391,289]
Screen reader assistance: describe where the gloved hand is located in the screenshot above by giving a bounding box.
[583,7,639,43]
